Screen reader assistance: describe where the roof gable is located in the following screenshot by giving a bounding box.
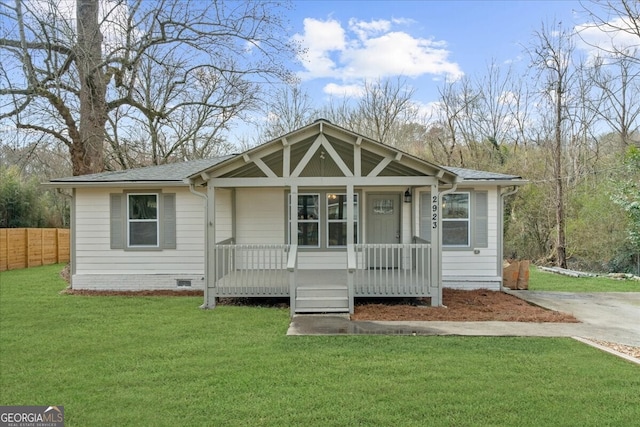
[193,120,459,184]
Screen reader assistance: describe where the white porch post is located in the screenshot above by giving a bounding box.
[204,184,217,309]
[430,184,442,306]
[346,184,354,245]
[346,184,355,313]
[289,184,298,314]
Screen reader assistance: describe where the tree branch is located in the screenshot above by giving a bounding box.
[16,122,72,148]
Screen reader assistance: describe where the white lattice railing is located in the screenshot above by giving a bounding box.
[214,243,291,295]
[213,241,432,299]
[353,243,432,296]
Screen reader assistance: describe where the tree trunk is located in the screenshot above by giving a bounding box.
[555,81,567,269]
[74,0,106,175]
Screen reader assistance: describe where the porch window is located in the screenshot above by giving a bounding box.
[288,192,359,248]
[442,192,470,246]
[128,194,159,247]
[291,194,320,247]
[327,193,359,247]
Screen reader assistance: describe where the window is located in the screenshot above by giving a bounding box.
[288,192,359,248]
[110,192,176,250]
[290,194,320,247]
[327,193,359,247]
[442,193,470,246]
[128,194,159,247]
[420,191,488,248]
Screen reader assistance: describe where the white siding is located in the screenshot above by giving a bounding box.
[73,187,207,286]
[215,188,233,242]
[235,188,285,244]
[443,276,501,290]
[442,187,500,287]
[72,273,205,291]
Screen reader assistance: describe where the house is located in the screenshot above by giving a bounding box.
[47,120,526,314]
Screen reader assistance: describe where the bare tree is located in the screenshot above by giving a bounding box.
[0,0,299,175]
[472,61,521,165]
[321,77,418,146]
[579,0,640,63]
[588,53,640,149]
[528,21,577,269]
[433,61,529,170]
[106,47,243,169]
[259,84,317,141]
[565,60,601,184]
[434,79,468,166]
[354,77,418,145]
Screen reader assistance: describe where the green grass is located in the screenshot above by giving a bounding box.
[529,267,640,292]
[1,264,639,426]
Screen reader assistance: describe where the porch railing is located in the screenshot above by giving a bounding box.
[214,241,291,296]
[212,241,432,298]
[353,243,432,296]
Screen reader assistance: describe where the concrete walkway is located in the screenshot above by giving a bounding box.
[287,291,640,350]
[507,291,640,347]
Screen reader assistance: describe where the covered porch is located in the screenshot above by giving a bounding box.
[186,120,458,314]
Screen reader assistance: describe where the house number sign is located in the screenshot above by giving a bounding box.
[432,195,438,229]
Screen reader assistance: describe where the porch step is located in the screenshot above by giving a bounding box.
[295,285,349,313]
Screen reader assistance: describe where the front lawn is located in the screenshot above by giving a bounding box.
[529,267,640,292]
[1,265,639,426]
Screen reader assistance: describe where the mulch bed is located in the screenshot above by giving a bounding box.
[352,288,579,322]
[61,287,578,323]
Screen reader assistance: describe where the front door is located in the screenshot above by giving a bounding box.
[366,193,401,268]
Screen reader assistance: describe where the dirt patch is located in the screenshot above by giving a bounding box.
[352,288,579,323]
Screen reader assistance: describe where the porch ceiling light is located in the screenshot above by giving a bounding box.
[404,189,412,203]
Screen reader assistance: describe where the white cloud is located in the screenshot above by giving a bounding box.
[408,100,441,121]
[293,17,463,83]
[348,18,391,40]
[342,31,463,80]
[323,83,365,97]
[498,91,517,106]
[575,17,640,60]
[292,18,346,77]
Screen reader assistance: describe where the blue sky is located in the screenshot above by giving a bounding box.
[283,0,587,108]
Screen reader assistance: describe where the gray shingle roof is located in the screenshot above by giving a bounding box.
[49,156,233,183]
[47,155,523,186]
[444,166,522,181]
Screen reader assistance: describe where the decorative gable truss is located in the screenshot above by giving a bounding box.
[193,121,457,187]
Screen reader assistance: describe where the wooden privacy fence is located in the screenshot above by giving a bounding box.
[0,228,70,271]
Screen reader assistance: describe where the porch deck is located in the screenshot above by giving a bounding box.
[215,268,432,297]
[210,241,436,313]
